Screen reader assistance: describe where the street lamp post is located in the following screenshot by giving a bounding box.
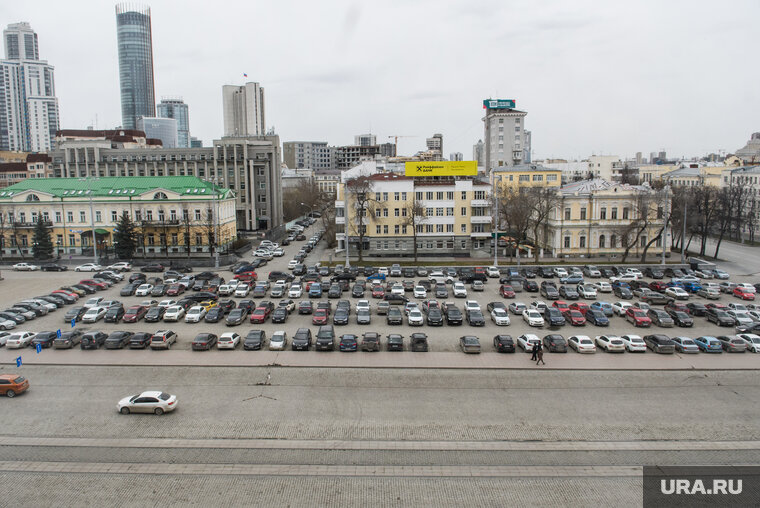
[78,176,99,265]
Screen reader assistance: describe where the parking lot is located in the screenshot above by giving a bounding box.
[1,221,759,364]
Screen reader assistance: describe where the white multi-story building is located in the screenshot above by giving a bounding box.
[222,82,265,137]
[482,99,527,174]
[587,155,624,181]
[473,139,485,168]
[157,98,190,148]
[0,22,59,152]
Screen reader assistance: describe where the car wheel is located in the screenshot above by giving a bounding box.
[6,390,15,398]
[120,407,130,415]
[154,408,164,415]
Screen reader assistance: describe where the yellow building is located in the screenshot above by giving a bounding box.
[0,176,236,258]
[661,164,724,187]
[491,163,562,191]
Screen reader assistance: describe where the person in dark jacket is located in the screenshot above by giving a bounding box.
[531,342,539,361]
[536,344,545,365]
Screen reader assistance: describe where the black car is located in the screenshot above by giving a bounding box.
[705,308,735,327]
[327,284,342,299]
[150,284,167,297]
[667,309,694,327]
[542,334,568,352]
[540,283,559,300]
[333,309,349,325]
[104,306,125,323]
[643,334,676,354]
[467,310,486,326]
[128,273,147,283]
[204,306,226,323]
[445,305,463,325]
[298,301,313,314]
[493,335,515,353]
[64,306,87,323]
[292,328,312,350]
[387,334,404,351]
[226,308,248,326]
[644,267,664,279]
[522,268,537,279]
[120,283,139,296]
[31,331,58,349]
[543,307,566,327]
[168,264,193,273]
[410,333,428,352]
[41,263,68,271]
[105,331,133,349]
[244,330,266,350]
[268,271,294,283]
[613,286,633,299]
[238,299,256,313]
[686,302,708,317]
[538,267,555,278]
[523,280,539,292]
[128,332,153,349]
[339,334,359,352]
[38,295,65,307]
[384,293,409,304]
[271,307,288,324]
[140,263,165,273]
[386,306,403,325]
[192,333,218,351]
[81,331,108,350]
[361,332,381,351]
[426,308,443,326]
[585,309,609,326]
[315,325,335,351]
[351,285,365,298]
[144,306,167,323]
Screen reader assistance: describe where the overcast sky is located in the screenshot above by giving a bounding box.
[5,0,759,161]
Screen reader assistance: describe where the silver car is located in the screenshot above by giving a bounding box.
[118,391,177,415]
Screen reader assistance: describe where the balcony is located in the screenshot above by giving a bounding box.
[10,221,53,228]
[335,216,346,225]
[470,216,492,224]
[470,231,492,238]
[470,199,491,207]
[140,219,181,226]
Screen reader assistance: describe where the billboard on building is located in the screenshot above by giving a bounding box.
[483,99,516,109]
[404,161,478,177]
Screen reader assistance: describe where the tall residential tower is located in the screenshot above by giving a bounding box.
[482,99,527,174]
[116,3,156,130]
[157,97,190,147]
[222,82,265,137]
[0,22,60,151]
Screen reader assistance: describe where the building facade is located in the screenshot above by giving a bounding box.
[0,22,60,152]
[0,176,236,257]
[136,117,178,149]
[449,152,463,161]
[472,139,485,168]
[491,164,562,191]
[314,169,341,195]
[483,100,527,173]
[335,173,493,257]
[282,141,332,170]
[425,133,443,161]
[157,98,190,148]
[281,168,314,190]
[0,153,52,188]
[115,4,156,130]
[223,82,265,137]
[49,131,283,233]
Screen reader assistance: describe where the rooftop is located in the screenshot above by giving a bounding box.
[492,163,560,173]
[560,178,651,195]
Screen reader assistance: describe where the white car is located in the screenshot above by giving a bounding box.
[407,309,424,326]
[612,301,633,316]
[737,333,760,353]
[158,299,177,308]
[620,334,647,352]
[522,309,545,327]
[530,301,548,313]
[24,299,57,312]
[464,300,481,313]
[5,331,36,349]
[428,271,454,284]
[486,266,500,278]
[118,391,177,415]
[413,286,427,299]
[577,284,597,299]
[272,248,285,257]
[625,268,643,278]
[0,319,16,331]
[490,308,511,326]
[377,267,389,276]
[269,330,287,350]
[568,335,596,353]
[288,284,303,298]
[107,262,132,272]
[75,263,102,272]
[595,335,626,353]
[287,260,298,270]
[664,287,690,300]
[217,284,235,296]
[747,310,760,322]
[610,274,639,283]
[163,305,186,322]
[355,300,371,313]
[593,281,612,293]
[134,284,154,296]
[517,333,541,352]
[83,297,104,309]
[735,283,757,294]
[391,284,404,296]
[728,303,748,312]
[453,283,467,298]
[728,311,754,326]
[234,284,251,297]
[13,263,39,271]
[253,250,273,260]
[404,302,420,315]
[185,306,207,323]
[218,332,241,349]
[82,306,108,323]
[554,267,568,278]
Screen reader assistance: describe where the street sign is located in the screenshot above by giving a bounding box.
[16,356,22,367]
[36,343,42,353]
[71,319,76,328]
[56,329,62,338]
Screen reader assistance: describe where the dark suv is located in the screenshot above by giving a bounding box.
[81,331,108,349]
[292,328,312,351]
[315,325,335,350]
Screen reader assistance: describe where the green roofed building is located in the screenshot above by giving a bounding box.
[0,176,237,258]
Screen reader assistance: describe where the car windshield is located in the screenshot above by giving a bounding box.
[158,392,170,401]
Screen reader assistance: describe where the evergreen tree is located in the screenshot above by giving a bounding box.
[114,212,137,259]
[32,212,54,259]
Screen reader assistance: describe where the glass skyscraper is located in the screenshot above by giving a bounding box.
[157,98,189,148]
[116,3,155,130]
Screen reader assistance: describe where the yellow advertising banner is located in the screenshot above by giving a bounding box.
[404,161,478,177]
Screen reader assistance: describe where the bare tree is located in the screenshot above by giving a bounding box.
[9,208,25,259]
[400,195,427,262]
[691,186,719,256]
[496,187,532,261]
[526,187,560,262]
[344,176,376,262]
[612,192,657,263]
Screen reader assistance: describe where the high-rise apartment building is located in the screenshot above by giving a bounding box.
[450,152,463,161]
[282,141,333,170]
[116,4,156,130]
[157,98,190,147]
[354,134,376,146]
[222,82,265,137]
[482,99,527,174]
[473,139,485,167]
[0,22,60,152]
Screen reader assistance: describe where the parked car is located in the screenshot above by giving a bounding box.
[643,334,675,354]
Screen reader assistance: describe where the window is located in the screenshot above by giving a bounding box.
[401,192,407,200]
[95,211,102,223]
[446,224,454,233]
[80,211,86,223]
[532,174,543,181]
[623,207,630,220]
[171,233,178,246]
[416,225,423,233]
[394,225,400,234]
[394,192,399,201]
[640,235,646,247]
[375,208,382,218]
[146,210,153,221]
[579,236,586,248]
[519,175,530,182]
[474,191,486,200]
[147,234,155,246]
[436,224,444,233]
[401,208,407,217]
[383,225,389,234]
[426,207,434,216]
[195,233,202,245]
[67,211,73,222]
[55,212,61,223]
[436,208,444,216]
[600,207,607,220]
[460,224,467,233]
[461,191,467,200]
[446,207,454,216]
[415,192,423,200]
[394,208,400,217]
[461,240,467,249]
[68,234,75,246]
[446,192,454,200]
[580,207,586,220]
[426,192,433,200]
[611,208,618,220]
[158,210,165,221]
[547,174,557,181]
[170,210,177,221]
[599,235,606,248]
[426,225,434,233]
[375,192,381,201]
[461,207,467,216]
[564,208,571,220]
[436,192,444,200]
[564,236,571,248]
[376,225,381,234]
[383,208,388,217]
[402,225,407,234]
[382,192,388,201]
[135,211,142,221]
[657,206,663,219]
[610,234,616,248]
[153,192,168,200]
[195,209,202,221]
[111,211,118,222]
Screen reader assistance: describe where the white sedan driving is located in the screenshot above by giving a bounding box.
[75,263,102,272]
[118,391,177,415]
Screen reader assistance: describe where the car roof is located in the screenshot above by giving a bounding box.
[138,391,163,398]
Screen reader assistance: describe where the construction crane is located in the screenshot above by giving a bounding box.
[388,135,417,156]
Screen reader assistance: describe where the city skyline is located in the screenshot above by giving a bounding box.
[2,0,758,159]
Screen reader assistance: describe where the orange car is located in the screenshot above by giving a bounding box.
[0,374,29,397]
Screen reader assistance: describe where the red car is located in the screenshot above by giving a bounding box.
[664,301,689,314]
[312,308,329,325]
[234,272,257,282]
[52,289,79,300]
[563,309,586,326]
[250,303,274,324]
[166,283,185,296]
[626,307,651,327]
[569,302,590,315]
[79,279,108,290]
[705,303,728,310]
[372,286,385,298]
[734,286,756,300]
[552,301,570,313]
[123,305,148,323]
[649,281,668,291]
[499,285,515,298]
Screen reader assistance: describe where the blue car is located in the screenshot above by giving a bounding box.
[586,309,609,326]
[590,301,614,317]
[339,334,358,352]
[560,274,584,284]
[682,281,703,293]
[611,281,631,290]
[308,283,323,298]
[366,273,386,281]
[693,335,723,352]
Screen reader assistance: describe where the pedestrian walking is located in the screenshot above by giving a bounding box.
[530,342,539,361]
[536,345,545,365]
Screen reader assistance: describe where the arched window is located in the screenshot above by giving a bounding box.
[26,194,39,202]
[610,234,617,248]
[153,192,168,200]
[599,235,606,249]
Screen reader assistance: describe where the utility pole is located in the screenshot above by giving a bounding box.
[493,183,498,268]
[79,176,99,265]
[661,186,668,265]
[214,189,221,269]
[681,198,687,264]
[344,181,350,269]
